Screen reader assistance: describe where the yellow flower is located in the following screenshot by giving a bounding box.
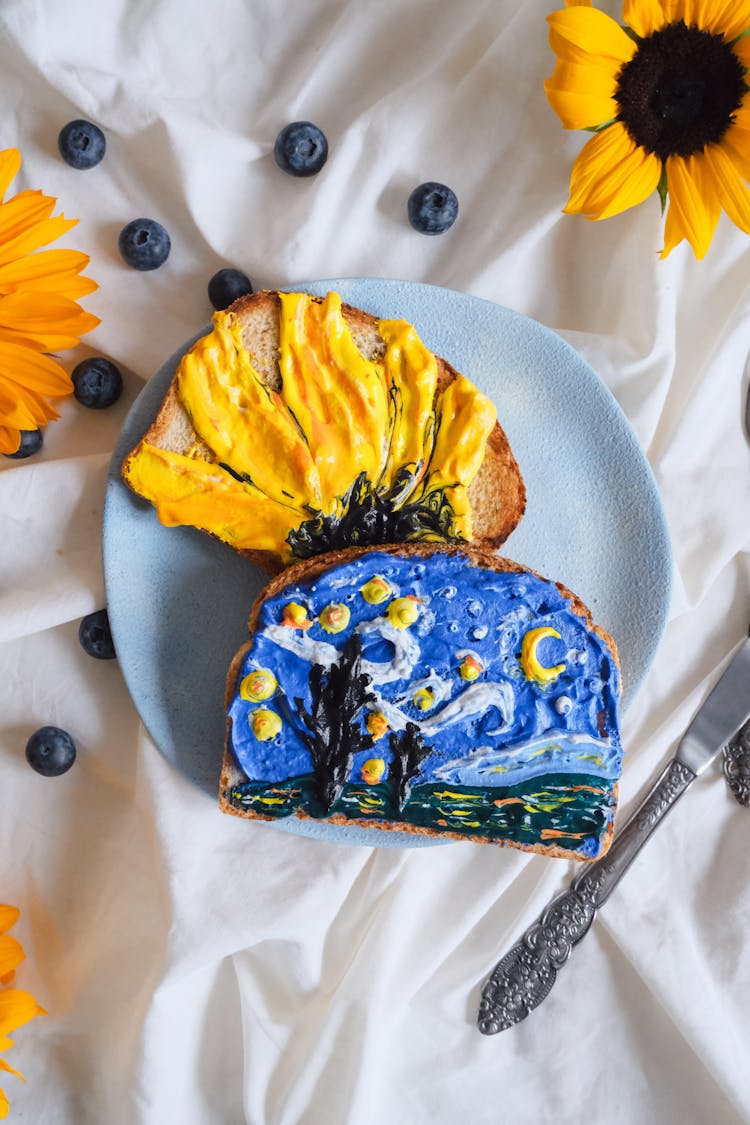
[545,1,750,258]
[0,149,98,453]
[0,905,46,1120]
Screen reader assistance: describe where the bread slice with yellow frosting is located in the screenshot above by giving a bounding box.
[122,290,526,574]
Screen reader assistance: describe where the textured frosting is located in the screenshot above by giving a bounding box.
[124,291,498,561]
[225,550,622,857]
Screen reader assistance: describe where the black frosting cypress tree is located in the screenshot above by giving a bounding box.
[389,721,432,813]
[295,633,375,815]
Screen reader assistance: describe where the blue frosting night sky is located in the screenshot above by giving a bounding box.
[227,551,622,789]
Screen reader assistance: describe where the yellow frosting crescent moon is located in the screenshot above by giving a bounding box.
[519,627,566,685]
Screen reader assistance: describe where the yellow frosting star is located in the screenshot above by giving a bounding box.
[360,575,392,604]
[281,601,312,629]
[319,602,351,634]
[413,687,435,711]
[459,654,483,682]
[387,596,421,630]
[251,709,282,741]
[361,758,386,784]
[365,711,389,740]
[240,668,277,702]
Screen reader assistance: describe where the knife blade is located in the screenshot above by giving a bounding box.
[477,633,750,1036]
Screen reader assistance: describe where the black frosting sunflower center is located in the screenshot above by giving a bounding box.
[615,21,747,160]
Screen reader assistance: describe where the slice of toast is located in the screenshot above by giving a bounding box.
[122,290,526,574]
[220,542,622,860]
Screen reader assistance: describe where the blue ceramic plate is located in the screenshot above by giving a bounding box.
[103,278,672,848]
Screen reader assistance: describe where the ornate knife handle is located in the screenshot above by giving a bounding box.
[477,758,695,1035]
[724,718,750,806]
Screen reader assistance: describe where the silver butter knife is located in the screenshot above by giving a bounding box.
[478,633,750,1035]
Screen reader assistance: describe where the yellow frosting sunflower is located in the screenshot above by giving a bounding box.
[0,148,99,454]
[0,905,46,1119]
[545,0,750,258]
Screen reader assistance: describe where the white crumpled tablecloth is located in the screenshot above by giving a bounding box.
[1,2,749,1123]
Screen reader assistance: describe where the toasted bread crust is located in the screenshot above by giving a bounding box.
[122,290,526,574]
[219,542,620,859]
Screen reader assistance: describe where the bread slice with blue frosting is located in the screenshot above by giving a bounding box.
[220,542,622,860]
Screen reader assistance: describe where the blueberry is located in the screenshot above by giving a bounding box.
[118,218,171,271]
[274,122,328,177]
[79,608,116,660]
[5,428,43,459]
[208,268,253,311]
[58,120,106,170]
[72,358,123,409]
[407,182,459,235]
[25,726,77,777]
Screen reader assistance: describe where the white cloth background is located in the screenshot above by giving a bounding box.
[1,1,749,1122]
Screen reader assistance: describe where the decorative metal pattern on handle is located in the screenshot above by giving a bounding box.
[477,758,695,1035]
[724,718,750,806]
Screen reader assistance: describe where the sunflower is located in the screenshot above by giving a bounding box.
[0,905,46,1119]
[0,147,99,454]
[545,0,750,258]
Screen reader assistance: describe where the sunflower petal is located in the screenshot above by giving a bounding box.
[0,1059,24,1083]
[660,154,721,257]
[0,990,46,1036]
[731,31,750,67]
[0,383,50,430]
[622,0,670,36]
[703,141,750,231]
[564,122,662,218]
[721,124,750,180]
[0,909,19,937]
[0,249,96,300]
[0,427,23,455]
[0,342,74,397]
[0,192,58,249]
[676,0,750,38]
[547,7,637,64]
[0,1084,9,1119]
[0,292,100,351]
[0,938,24,980]
[0,150,21,203]
[565,122,635,201]
[0,215,78,269]
[544,59,620,129]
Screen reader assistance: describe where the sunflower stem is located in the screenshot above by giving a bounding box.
[656,166,668,215]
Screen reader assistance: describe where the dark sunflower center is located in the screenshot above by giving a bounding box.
[615,21,747,160]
